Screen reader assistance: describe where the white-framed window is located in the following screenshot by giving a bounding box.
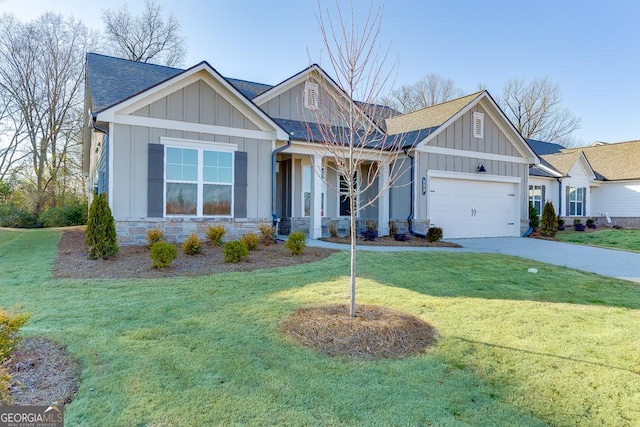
[304,82,319,110]
[473,112,485,139]
[569,187,584,216]
[165,145,234,216]
[303,166,325,217]
[338,172,358,217]
[529,185,543,214]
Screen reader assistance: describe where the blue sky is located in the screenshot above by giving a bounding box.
[2,0,638,145]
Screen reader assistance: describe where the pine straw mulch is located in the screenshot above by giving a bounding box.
[54,228,337,279]
[2,337,80,406]
[321,235,462,248]
[282,304,437,359]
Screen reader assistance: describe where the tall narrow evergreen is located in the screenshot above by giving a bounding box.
[540,201,558,238]
[85,193,119,259]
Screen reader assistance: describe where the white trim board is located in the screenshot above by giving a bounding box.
[427,169,522,184]
[114,114,277,141]
[419,145,530,164]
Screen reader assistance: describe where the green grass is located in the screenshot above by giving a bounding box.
[1,228,640,426]
[557,228,640,252]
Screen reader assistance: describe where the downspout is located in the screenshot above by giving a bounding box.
[556,177,563,218]
[272,132,293,227]
[403,147,427,238]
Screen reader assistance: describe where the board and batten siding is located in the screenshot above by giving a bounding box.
[110,79,274,220]
[259,81,348,128]
[412,104,529,222]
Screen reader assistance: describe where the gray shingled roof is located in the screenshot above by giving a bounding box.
[87,53,183,113]
[273,118,433,150]
[225,78,273,99]
[525,138,565,156]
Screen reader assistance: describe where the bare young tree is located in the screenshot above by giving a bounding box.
[308,1,409,317]
[500,77,581,142]
[380,73,463,113]
[102,0,186,67]
[0,13,92,214]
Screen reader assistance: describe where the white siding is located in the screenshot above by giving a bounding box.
[591,180,640,217]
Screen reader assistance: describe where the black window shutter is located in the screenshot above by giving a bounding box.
[565,186,571,216]
[541,185,546,206]
[148,144,164,218]
[234,151,248,218]
[582,187,587,216]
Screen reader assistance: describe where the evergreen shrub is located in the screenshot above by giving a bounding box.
[540,201,558,237]
[241,232,260,251]
[182,233,201,255]
[223,240,249,263]
[150,241,177,268]
[427,227,443,243]
[206,224,226,246]
[285,232,307,255]
[85,193,119,260]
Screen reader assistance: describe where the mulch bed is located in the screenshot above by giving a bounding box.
[2,337,80,406]
[54,229,337,279]
[282,304,437,359]
[320,236,462,248]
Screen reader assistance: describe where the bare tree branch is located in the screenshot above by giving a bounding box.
[101,0,186,67]
[500,76,581,143]
[380,73,464,113]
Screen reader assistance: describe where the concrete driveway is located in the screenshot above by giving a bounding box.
[308,237,640,283]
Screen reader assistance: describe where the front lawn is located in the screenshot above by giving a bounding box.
[557,228,640,252]
[1,228,639,425]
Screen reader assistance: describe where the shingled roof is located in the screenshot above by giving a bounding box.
[566,140,640,181]
[384,92,483,135]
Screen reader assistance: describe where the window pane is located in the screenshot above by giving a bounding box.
[218,167,232,184]
[203,150,233,184]
[304,192,310,216]
[166,147,182,164]
[166,164,182,181]
[183,148,198,166]
[166,147,198,182]
[303,166,311,193]
[183,164,198,181]
[166,183,197,215]
[203,184,232,215]
[219,151,232,168]
[203,166,218,183]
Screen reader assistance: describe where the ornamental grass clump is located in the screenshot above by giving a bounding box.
[206,224,226,246]
[0,307,30,403]
[223,240,249,263]
[285,232,306,255]
[258,222,276,245]
[182,233,201,255]
[150,241,177,268]
[85,192,119,260]
[329,221,339,238]
[241,232,260,251]
[146,228,164,248]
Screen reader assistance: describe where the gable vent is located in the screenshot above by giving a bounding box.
[473,112,484,139]
[304,82,319,110]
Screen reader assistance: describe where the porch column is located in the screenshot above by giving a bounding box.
[310,154,323,239]
[378,161,390,236]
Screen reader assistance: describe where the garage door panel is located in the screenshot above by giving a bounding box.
[428,177,519,238]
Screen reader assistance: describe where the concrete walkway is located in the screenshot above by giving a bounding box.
[307,237,640,283]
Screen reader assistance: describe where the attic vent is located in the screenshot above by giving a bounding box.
[304,82,319,110]
[473,112,484,139]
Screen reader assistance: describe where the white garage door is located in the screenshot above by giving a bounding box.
[428,177,520,238]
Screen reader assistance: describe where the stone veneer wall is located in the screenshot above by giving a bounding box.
[116,218,270,246]
[604,217,640,229]
[279,217,431,237]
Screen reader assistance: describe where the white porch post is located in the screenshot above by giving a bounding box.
[310,154,323,238]
[378,162,390,236]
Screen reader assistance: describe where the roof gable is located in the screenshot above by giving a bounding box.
[567,140,640,181]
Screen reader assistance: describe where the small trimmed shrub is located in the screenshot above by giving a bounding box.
[85,193,119,260]
[182,233,201,255]
[586,218,596,229]
[329,221,339,238]
[361,219,378,241]
[540,201,558,237]
[241,232,260,251]
[573,218,582,225]
[394,232,409,242]
[150,241,177,268]
[285,231,307,255]
[426,227,443,243]
[206,224,226,246]
[147,229,164,247]
[389,220,398,236]
[223,240,249,263]
[0,307,30,403]
[258,222,276,245]
[529,202,540,230]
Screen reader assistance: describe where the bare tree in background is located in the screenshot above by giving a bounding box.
[102,0,186,67]
[380,73,463,113]
[308,1,409,317]
[0,13,92,213]
[500,77,581,143]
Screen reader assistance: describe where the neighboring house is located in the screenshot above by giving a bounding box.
[83,53,539,244]
[527,139,640,228]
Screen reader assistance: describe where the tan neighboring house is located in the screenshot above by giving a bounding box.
[83,53,540,244]
[528,139,640,228]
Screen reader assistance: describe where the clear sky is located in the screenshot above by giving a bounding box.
[1,0,638,145]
